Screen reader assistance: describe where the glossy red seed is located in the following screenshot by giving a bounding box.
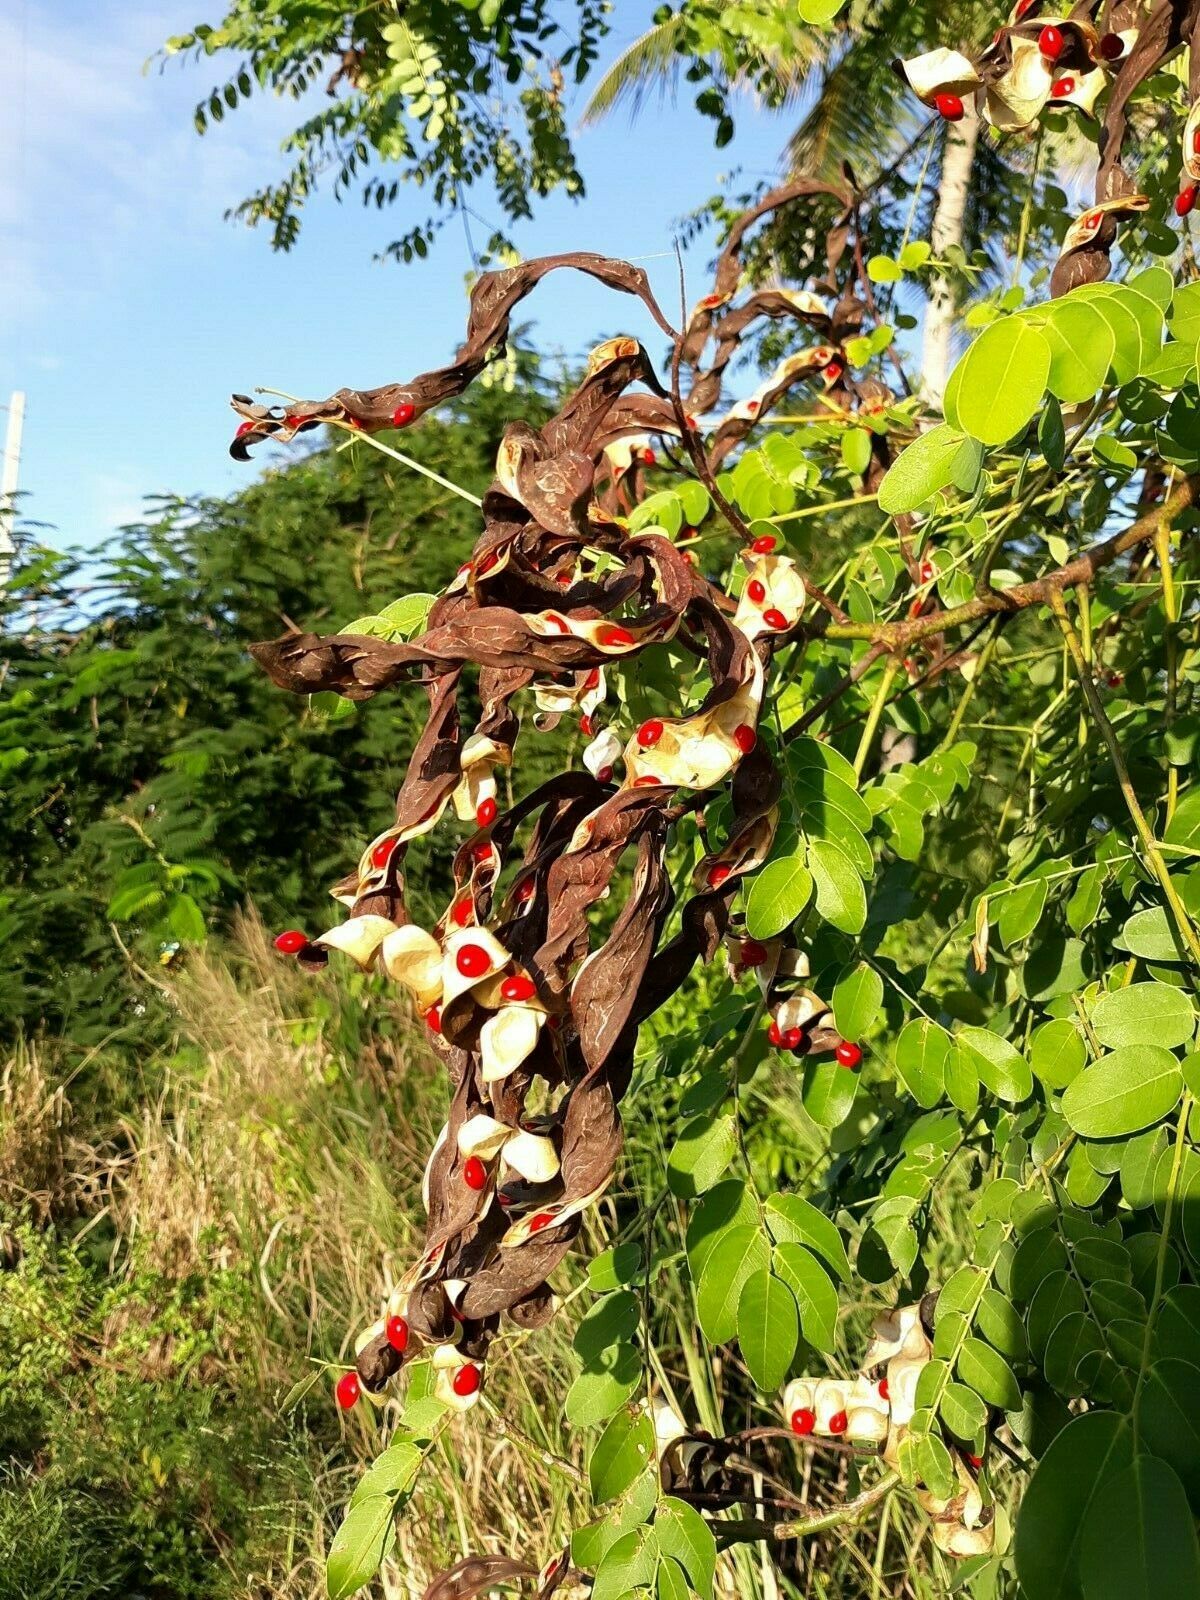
[583,668,600,690]
[637,718,665,748]
[968,1453,983,1469]
[934,92,964,121]
[477,551,499,575]
[273,929,308,955]
[909,598,925,619]
[783,1026,803,1051]
[452,1364,482,1397]
[747,399,759,414]
[1176,185,1198,217]
[529,1211,556,1232]
[828,1410,849,1435]
[1038,25,1064,59]
[642,448,656,466]
[707,864,732,889]
[386,1315,410,1352]
[824,360,844,382]
[391,402,415,427]
[1193,129,1200,156]
[1099,31,1124,60]
[463,1155,487,1191]
[751,534,777,554]
[763,608,788,630]
[1051,75,1075,96]
[746,579,767,603]
[456,943,490,978]
[1082,209,1101,229]
[733,724,757,755]
[451,898,473,928]
[741,939,769,967]
[502,974,536,1003]
[1107,672,1123,688]
[345,415,364,430]
[791,1407,816,1436]
[920,560,934,582]
[633,775,662,787]
[235,420,256,437]
[371,838,396,870]
[597,765,614,784]
[516,878,536,903]
[599,625,635,648]
[476,797,498,827]
[579,714,594,736]
[336,1371,360,1410]
[835,1040,863,1069]
[472,841,493,865]
[424,1004,442,1034]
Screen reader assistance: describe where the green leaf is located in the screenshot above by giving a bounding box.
[951,318,1051,446]
[744,852,813,939]
[1090,982,1196,1050]
[808,838,867,934]
[831,962,883,1042]
[764,1193,852,1283]
[677,481,711,525]
[696,1225,770,1344]
[1038,299,1114,404]
[565,1345,642,1428]
[588,1244,644,1292]
[940,1381,988,1442]
[1014,1411,1133,1600]
[1079,1457,1200,1600]
[1027,1271,1086,1359]
[377,592,436,637]
[894,1018,949,1108]
[572,1473,657,1572]
[867,253,902,283]
[655,1498,716,1600]
[841,428,873,477]
[1138,1359,1200,1508]
[957,1337,1021,1411]
[1039,396,1066,470]
[877,424,981,514]
[167,891,207,943]
[738,1271,798,1391]
[349,1442,423,1508]
[667,1113,738,1198]
[958,1026,1033,1104]
[657,1556,689,1600]
[1062,1045,1183,1137]
[998,877,1048,946]
[1030,1019,1087,1090]
[686,1181,758,1282]
[327,1494,398,1600]
[773,1242,838,1352]
[590,1408,656,1504]
[1165,788,1200,850]
[593,1526,658,1600]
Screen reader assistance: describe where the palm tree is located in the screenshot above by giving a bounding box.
[581,1,1001,400]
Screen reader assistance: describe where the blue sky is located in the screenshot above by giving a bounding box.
[2,1,799,553]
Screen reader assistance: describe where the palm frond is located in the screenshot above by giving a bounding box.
[579,18,691,126]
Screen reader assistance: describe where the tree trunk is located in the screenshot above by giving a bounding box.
[920,105,980,407]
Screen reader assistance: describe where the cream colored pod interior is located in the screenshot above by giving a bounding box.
[733,552,806,641]
[984,34,1054,131]
[382,924,444,1011]
[896,47,983,106]
[452,732,506,823]
[480,1005,546,1084]
[430,1341,484,1412]
[313,913,396,968]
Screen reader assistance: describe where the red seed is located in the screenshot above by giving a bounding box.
[273,929,308,955]
[934,92,964,121]
[456,943,490,978]
[502,974,536,1003]
[633,774,662,787]
[1038,25,1064,59]
[763,608,788,630]
[1106,671,1123,688]
[791,1407,816,1436]
[452,1364,482,1397]
[1081,209,1101,229]
[371,838,396,870]
[783,1027,803,1051]
[516,878,536,903]
[707,864,732,889]
[878,1378,889,1401]
[637,719,665,748]
[463,1155,487,1191]
[598,625,635,648]
[1193,129,1200,156]
[683,550,697,566]
[451,898,473,928]
[1176,185,1198,217]
[746,579,767,603]
[476,797,498,827]
[751,534,777,554]
[920,560,934,583]
[391,402,415,427]
[472,840,493,864]
[835,1040,863,1070]
[424,1005,442,1034]
[345,415,364,430]
[580,714,594,736]
[386,1315,410,1352]
[477,551,499,575]
[828,1410,848,1435]
[597,765,614,784]
[1051,75,1075,97]
[642,448,656,466]
[235,420,256,437]
[584,668,600,690]
[529,1211,556,1232]
[741,939,768,967]
[1099,32,1124,60]
[824,361,843,382]
[733,724,756,755]
[909,598,925,619]
[747,399,759,414]
[336,1371,360,1410]
[767,1020,783,1047]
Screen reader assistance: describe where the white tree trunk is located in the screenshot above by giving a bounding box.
[920,105,980,407]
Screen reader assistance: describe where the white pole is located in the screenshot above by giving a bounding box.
[1,390,26,589]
